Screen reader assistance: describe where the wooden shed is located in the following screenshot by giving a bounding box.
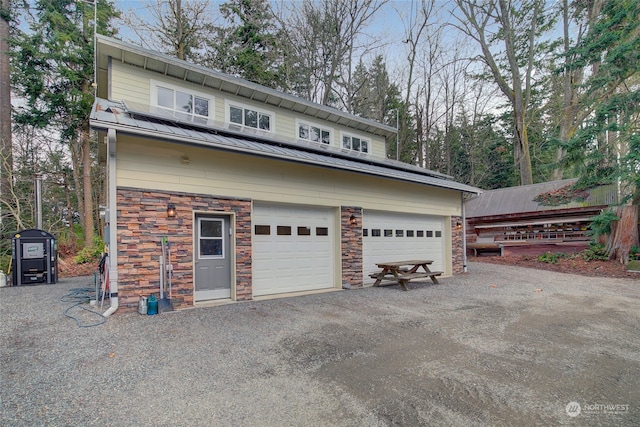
[465,179,617,257]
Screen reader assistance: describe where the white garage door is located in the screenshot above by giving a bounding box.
[253,203,335,296]
[363,211,446,283]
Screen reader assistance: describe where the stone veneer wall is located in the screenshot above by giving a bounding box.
[116,188,252,311]
[451,216,464,274]
[341,206,363,288]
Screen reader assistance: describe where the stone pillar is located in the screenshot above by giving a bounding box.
[451,216,464,274]
[341,206,363,288]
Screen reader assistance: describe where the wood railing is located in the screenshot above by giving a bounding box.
[495,229,589,241]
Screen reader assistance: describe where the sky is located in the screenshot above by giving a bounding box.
[110,0,460,84]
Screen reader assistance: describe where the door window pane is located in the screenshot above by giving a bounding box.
[201,220,222,238]
[200,239,222,257]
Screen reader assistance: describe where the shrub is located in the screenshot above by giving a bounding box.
[73,236,105,264]
[538,252,560,264]
[581,242,609,261]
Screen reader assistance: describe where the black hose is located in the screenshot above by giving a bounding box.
[61,287,106,328]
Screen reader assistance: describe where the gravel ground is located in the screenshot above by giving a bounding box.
[1,262,639,427]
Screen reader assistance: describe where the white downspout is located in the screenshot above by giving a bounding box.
[103,128,119,317]
[462,192,468,273]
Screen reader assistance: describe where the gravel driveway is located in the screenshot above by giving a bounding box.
[1,262,639,426]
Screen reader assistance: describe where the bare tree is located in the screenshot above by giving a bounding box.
[123,0,215,61]
[453,0,552,185]
[277,0,386,108]
[396,0,433,162]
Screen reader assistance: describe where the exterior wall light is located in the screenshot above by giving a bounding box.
[167,203,176,218]
[349,214,357,226]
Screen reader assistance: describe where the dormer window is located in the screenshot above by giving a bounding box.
[297,120,331,145]
[227,101,273,132]
[341,132,370,154]
[152,80,212,119]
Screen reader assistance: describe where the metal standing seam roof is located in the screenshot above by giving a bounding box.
[90,98,482,194]
[465,179,617,218]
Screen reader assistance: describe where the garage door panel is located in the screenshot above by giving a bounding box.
[253,203,335,296]
[363,211,446,282]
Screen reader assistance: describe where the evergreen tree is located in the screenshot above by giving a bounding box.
[207,0,284,89]
[562,0,640,262]
[10,0,119,247]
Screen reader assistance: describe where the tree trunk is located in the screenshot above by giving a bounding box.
[514,110,534,185]
[80,122,94,248]
[606,205,640,264]
[0,0,12,201]
[64,172,76,250]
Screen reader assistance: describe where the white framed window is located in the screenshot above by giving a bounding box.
[296,119,332,145]
[225,100,274,132]
[341,132,370,154]
[151,80,213,119]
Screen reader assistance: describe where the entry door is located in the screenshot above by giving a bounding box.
[195,215,231,301]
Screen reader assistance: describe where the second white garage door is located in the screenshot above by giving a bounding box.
[363,210,446,283]
[252,203,335,296]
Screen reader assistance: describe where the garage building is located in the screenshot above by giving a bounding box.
[91,36,480,312]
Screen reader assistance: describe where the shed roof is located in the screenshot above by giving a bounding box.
[465,179,616,218]
[90,98,481,194]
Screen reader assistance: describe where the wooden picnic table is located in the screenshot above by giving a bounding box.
[369,260,443,291]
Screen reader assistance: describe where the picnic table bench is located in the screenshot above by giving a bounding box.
[369,260,443,291]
